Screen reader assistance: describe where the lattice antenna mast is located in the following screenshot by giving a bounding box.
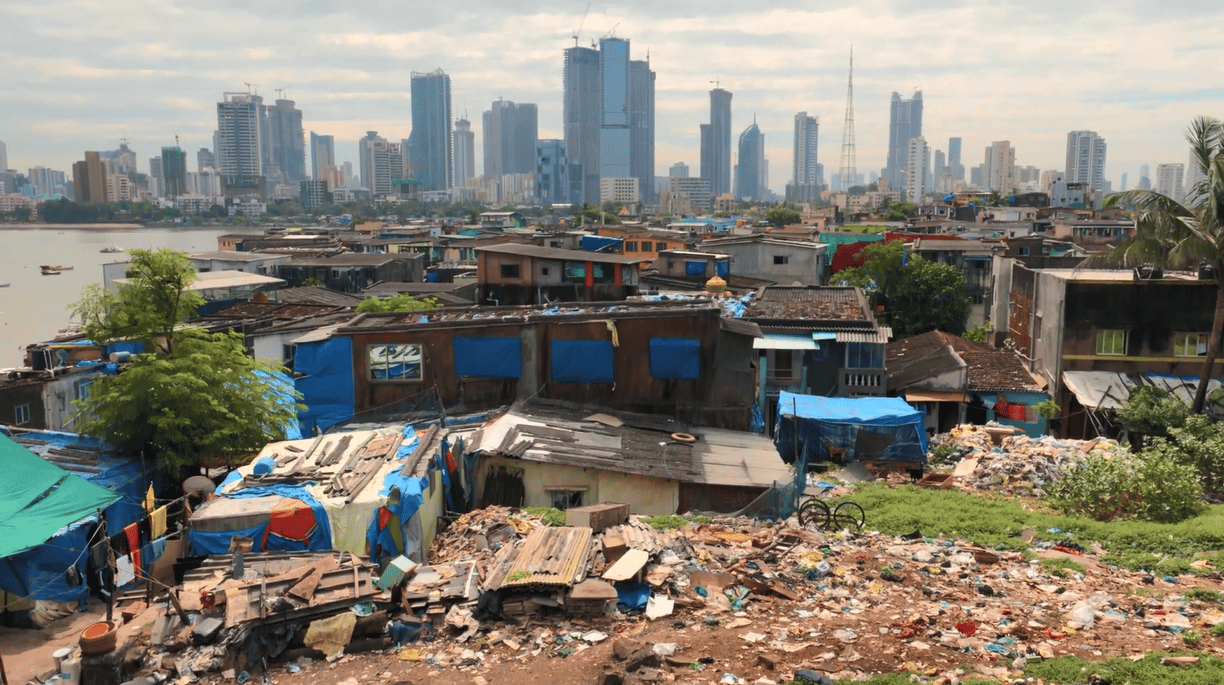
[838,46,857,192]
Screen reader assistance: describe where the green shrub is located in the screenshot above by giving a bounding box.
[1048,448,1205,523]
[521,507,566,526]
[929,442,957,464]
[1038,556,1085,578]
[1211,623,1224,638]
[1185,588,1223,602]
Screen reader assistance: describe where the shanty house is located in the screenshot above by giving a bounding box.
[475,243,642,305]
[466,403,791,515]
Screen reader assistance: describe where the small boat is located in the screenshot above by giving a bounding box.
[0,282,9,287]
[41,264,73,275]
[100,246,125,253]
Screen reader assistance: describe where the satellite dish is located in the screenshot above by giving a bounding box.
[183,475,216,496]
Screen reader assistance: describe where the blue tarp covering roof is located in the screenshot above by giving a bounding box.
[774,392,928,465]
[295,336,355,435]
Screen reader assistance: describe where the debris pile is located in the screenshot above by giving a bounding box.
[934,423,1127,495]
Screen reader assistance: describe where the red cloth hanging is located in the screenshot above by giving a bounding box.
[124,522,142,580]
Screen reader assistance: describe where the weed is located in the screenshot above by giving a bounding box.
[644,514,710,530]
[505,570,530,583]
[521,507,565,526]
[1038,556,1086,578]
[1185,588,1223,602]
[1211,623,1224,638]
[1183,630,1202,647]
[1025,651,1224,684]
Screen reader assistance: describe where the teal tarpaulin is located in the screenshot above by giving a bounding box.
[0,433,121,558]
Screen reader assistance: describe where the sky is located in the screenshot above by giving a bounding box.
[3,0,1223,194]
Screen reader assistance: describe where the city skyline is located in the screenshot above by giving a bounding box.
[2,1,1222,195]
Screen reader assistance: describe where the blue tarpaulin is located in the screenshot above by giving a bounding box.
[454,336,522,378]
[685,261,708,276]
[366,437,429,568]
[295,337,355,435]
[648,338,701,380]
[550,340,615,383]
[188,484,334,555]
[774,392,927,465]
[716,261,729,277]
[581,235,623,252]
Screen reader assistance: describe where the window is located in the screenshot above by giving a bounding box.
[74,379,93,401]
[548,489,585,510]
[1095,330,1126,356]
[656,242,667,251]
[499,263,521,278]
[282,344,296,368]
[1174,332,1208,357]
[1018,247,1030,256]
[14,403,31,426]
[625,241,637,252]
[368,344,423,381]
[845,343,883,369]
[974,261,986,269]
[773,255,789,265]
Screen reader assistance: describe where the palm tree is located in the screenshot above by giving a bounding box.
[1099,116,1224,413]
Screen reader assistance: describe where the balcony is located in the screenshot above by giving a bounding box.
[839,367,886,396]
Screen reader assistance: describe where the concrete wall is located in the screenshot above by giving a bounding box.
[474,454,681,515]
[704,240,827,285]
[253,332,293,365]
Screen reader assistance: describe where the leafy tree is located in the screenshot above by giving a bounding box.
[1116,386,1190,440]
[1163,415,1224,495]
[71,249,301,471]
[883,202,917,221]
[1099,116,1224,413]
[206,204,228,218]
[356,293,443,313]
[765,206,802,227]
[964,323,990,343]
[833,240,971,336]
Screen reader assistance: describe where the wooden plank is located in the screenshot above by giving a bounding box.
[601,548,649,582]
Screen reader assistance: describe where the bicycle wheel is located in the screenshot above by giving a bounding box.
[829,501,865,531]
[797,499,831,530]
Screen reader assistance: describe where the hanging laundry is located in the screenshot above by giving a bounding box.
[115,555,135,586]
[150,505,168,539]
[124,523,143,579]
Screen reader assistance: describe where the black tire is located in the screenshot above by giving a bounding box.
[829,501,866,530]
[798,499,831,529]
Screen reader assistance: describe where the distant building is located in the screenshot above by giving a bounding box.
[535,139,568,203]
[408,69,453,191]
[885,91,923,189]
[664,177,713,212]
[787,111,820,204]
[700,88,733,196]
[483,100,538,177]
[300,179,332,209]
[1155,163,1184,202]
[309,132,335,183]
[452,118,475,188]
[364,138,405,199]
[27,166,66,196]
[161,146,188,197]
[72,151,107,203]
[905,136,929,203]
[600,177,640,205]
[216,92,266,199]
[669,162,689,178]
[197,148,216,173]
[265,98,306,185]
[1065,130,1107,202]
[475,243,642,305]
[947,136,963,181]
[735,121,765,201]
[984,140,1016,192]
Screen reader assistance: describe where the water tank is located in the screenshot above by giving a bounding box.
[1133,265,1164,280]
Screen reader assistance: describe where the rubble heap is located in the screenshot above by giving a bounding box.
[935,423,1127,495]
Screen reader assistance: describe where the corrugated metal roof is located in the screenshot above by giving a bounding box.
[495,526,593,589]
[836,328,892,343]
[476,243,644,265]
[1061,371,1136,410]
[753,334,817,350]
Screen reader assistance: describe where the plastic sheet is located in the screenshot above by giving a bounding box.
[550,340,614,383]
[453,336,522,379]
[774,391,928,464]
[648,338,701,380]
[294,337,355,435]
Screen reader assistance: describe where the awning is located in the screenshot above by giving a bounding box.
[754,334,817,350]
[812,332,838,341]
[1061,370,1136,410]
[904,390,970,403]
[836,327,892,344]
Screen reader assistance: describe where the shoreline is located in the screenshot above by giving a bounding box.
[0,223,242,231]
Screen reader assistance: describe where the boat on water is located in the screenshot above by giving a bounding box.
[0,282,9,287]
[100,246,125,253]
[40,264,73,275]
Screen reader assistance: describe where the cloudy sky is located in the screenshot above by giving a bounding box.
[4,0,1222,193]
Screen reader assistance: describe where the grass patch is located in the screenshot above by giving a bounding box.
[1026,652,1224,684]
[521,507,565,526]
[1185,588,1223,602]
[1038,556,1086,578]
[854,483,1224,567]
[1211,623,1224,637]
[644,514,710,530]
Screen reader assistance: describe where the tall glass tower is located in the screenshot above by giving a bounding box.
[884,91,923,189]
[408,69,453,192]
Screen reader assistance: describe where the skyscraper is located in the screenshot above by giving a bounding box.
[309,132,335,182]
[265,99,306,185]
[701,88,733,196]
[408,69,453,192]
[453,118,475,188]
[1186,150,1207,200]
[884,91,922,189]
[563,38,654,205]
[216,92,265,197]
[563,45,601,204]
[536,139,568,203]
[669,162,689,178]
[149,156,163,197]
[161,146,188,197]
[0,141,7,172]
[905,137,929,204]
[1156,163,1185,202]
[72,151,107,203]
[629,56,656,203]
[358,131,380,190]
[735,121,765,201]
[1065,130,1107,195]
[1138,163,1151,191]
[984,140,1016,192]
[947,137,963,180]
[197,148,216,172]
[365,139,404,198]
[788,111,819,202]
[483,100,539,177]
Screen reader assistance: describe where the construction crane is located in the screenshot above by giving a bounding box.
[572,2,590,46]
[710,79,721,89]
[275,87,289,101]
[244,82,257,95]
[175,134,179,148]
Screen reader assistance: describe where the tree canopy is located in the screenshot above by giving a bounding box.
[765,206,802,227]
[356,293,443,313]
[1100,116,1224,413]
[833,240,971,337]
[71,248,301,471]
[883,202,917,221]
